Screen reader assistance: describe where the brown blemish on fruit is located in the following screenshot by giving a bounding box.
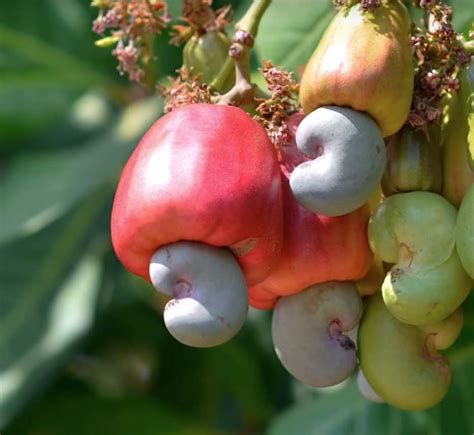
[229,238,257,257]
[390,268,404,284]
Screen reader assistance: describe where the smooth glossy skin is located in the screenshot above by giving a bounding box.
[359,294,455,411]
[290,106,386,217]
[420,308,464,351]
[149,241,248,347]
[456,185,474,278]
[111,104,283,287]
[357,369,384,403]
[272,281,362,387]
[381,251,471,325]
[369,192,472,325]
[299,0,413,137]
[249,113,372,309]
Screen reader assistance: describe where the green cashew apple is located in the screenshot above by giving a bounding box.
[382,125,442,196]
[290,106,386,216]
[183,31,234,92]
[359,294,463,411]
[456,185,474,278]
[272,281,362,387]
[299,0,413,137]
[368,192,472,325]
[441,60,474,206]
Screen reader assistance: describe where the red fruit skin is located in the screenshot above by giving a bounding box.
[249,114,372,309]
[111,104,283,286]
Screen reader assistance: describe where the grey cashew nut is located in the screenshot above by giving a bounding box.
[149,241,248,348]
[272,281,362,387]
[290,106,386,216]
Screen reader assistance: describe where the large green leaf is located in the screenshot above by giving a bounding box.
[0,190,112,428]
[254,0,335,73]
[268,293,474,435]
[0,97,162,246]
[4,392,215,435]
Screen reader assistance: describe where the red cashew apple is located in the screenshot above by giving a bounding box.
[111,103,283,347]
[249,114,372,309]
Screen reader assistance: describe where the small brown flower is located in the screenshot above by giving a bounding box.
[254,61,301,147]
[170,0,232,46]
[158,67,213,113]
[408,0,472,130]
[92,0,170,82]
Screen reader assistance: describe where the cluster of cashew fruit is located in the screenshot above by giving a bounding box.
[111,0,473,411]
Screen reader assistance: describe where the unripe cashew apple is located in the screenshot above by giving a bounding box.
[456,185,474,279]
[441,61,474,207]
[382,125,442,197]
[111,104,283,347]
[359,294,462,411]
[368,191,472,325]
[272,281,362,388]
[249,113,372,309]
[299,0,413,137]
[183,31,234,92]
[290,106,386,216]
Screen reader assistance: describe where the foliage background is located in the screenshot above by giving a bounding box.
[0,0,473,434]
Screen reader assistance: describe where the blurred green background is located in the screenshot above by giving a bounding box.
[0,0,473,434]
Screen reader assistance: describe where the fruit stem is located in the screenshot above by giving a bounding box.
[212,0,271,107]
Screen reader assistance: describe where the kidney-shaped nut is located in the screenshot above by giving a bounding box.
[357,368,384,403]
[290,106,386,216]
[272,281,362,387]
[149,241,248,348]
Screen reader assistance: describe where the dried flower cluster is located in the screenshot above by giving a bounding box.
[170,0,232,46]
[92,0,170,82]
[409,0,472,130]
[254,61,301,147]
[158,67,213,113]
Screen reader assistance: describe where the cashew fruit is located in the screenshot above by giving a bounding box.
[382,125,442,196]
[111,104,283,346]
[290,106,386,216]
[272,281,362,387]
[299,0,413,137]
[149,241,247,347]
[359,293,460,411]
[183,31,234,92]
[456,184,474,279]
[249,113,372,309]
[441,60,474,207]
[368,191,472,325]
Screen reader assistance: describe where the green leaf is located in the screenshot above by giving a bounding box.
[448,0,474,34]
[268,292,474,435]
[207,340,273,424]
[0,191,111,428]
[254,0,335,73]
[0,0,119,145]
[0,97,162,246]
[4,392,215,435]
